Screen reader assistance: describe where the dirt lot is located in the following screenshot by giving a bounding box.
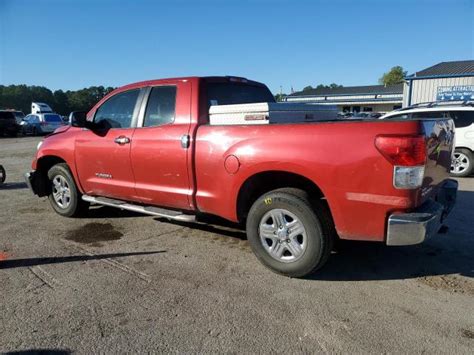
[1,136,473,353]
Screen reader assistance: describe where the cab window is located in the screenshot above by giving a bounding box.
[143,86,176,127]
[94,89,140,128]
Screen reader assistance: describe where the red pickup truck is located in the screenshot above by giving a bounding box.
[26,76,458,277]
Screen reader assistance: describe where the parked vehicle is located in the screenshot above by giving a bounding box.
[381,101,474,177]
[25,76,458,277]
[12,111,25,125]
[21,113,65,136]
[0,110,20,137]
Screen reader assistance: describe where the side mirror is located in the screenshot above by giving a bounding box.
[70,111,88,128]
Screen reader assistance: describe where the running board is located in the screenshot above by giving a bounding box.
[82,195,196,222]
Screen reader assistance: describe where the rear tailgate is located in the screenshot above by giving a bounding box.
[420,119,455,201]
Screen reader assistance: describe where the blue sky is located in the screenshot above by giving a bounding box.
[1,0,473,94]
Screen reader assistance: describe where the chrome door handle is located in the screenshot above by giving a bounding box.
[181,134,190,149]
[114,136,130,145]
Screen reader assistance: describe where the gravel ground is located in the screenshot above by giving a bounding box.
[1,136,473,353]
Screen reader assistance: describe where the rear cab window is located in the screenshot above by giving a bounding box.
[202,78,275,108]
[199,78,275,124]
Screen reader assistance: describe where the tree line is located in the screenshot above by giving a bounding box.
[275,66,406,101]
[2,66,406,111]
[0,85,115,116]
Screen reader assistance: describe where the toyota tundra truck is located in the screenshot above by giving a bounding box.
[25,76,458,277]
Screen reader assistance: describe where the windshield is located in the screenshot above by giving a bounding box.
[205,82,275,106]
[14,111,25,118]
[44,114,63,123]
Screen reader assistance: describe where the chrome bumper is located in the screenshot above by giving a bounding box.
[386,179,458,246]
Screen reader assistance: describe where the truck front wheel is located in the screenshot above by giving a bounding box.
[246,188,333,278]
[47,163,88,217]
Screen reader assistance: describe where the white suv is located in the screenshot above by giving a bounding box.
[381,102,474,177]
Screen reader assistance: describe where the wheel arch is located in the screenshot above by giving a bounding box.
[454,146,473,153]
[34,155,69,196]
[236,170,328,223]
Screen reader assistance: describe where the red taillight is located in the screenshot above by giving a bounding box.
[375,135,426,166]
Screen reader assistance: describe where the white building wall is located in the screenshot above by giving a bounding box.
[403,76,474,106]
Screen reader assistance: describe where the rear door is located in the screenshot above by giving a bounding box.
[130,81,192,209]
[75,88,143,200]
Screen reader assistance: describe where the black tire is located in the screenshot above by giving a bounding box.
[246,188,334,278]
[451,148,473,177]
[47,163,89,217]
[0,165,5,185]
[32,127,38,136]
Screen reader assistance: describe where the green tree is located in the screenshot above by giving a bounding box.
[274,93,286,102]
[53,90,69,114]
[314,83,343,90]
[302,85,314,91]
[379,66,407,85]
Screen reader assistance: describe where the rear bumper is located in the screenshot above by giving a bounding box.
[386,179,458,246]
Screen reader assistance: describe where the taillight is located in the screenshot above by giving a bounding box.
[375,135,426,189]
[375,135,426,166]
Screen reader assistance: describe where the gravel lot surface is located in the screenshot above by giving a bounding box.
[1,136,473,353]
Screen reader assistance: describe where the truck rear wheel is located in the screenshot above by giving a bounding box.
[246,188,333,278]
[47,163,89,217]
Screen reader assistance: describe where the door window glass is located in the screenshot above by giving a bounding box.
[449,111,474,128]
[94,89,140,128]
[143,86,177,127]
[411,111,445,119]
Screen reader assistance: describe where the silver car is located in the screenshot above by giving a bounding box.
[21,113,65,135]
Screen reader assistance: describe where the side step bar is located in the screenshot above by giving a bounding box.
[82,195,196,222]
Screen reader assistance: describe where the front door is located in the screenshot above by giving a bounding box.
[75,88,142,201]
[131,82,192,210]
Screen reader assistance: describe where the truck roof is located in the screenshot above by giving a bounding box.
[115,76,266,93]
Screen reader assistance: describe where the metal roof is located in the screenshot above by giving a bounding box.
[408,60,474,79]
[289,84,403,97]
